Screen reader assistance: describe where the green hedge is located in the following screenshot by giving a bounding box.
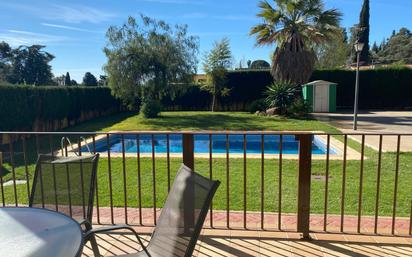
[162,85,212,110]
[164,68,412,110]
[0,85,121,131]
[311,68,412,109]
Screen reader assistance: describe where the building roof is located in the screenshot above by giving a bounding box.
[303,80,338,87]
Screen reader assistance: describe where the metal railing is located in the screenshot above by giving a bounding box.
[0,131,412,238]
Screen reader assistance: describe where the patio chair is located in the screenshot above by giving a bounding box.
[84,164,221,257]
[29,153,101,256]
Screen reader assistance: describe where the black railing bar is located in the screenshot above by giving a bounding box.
[391,135,401,235]
[151,134,157,226]
[323,135,330,232]
[106,134,114,224]
[121,135,128,224]
[136,134,143,226]
[49,135,59,212]
[226,134,230,229]
[8,139,18,206]
[278,135,283,231]
[64,144,73,217]
[78,138,86,219]
[261,134,265,230]
[243,134,247,229]
[92,136,101,225]
[357,135,366,233]
[21,137,30,202]
[209,133,213,228]
[340,135,348,233]
[0,152,5,207]
[166,134,171,192]
[374,135,383,234]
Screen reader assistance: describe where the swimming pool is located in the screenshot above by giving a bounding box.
[86,134,338,155]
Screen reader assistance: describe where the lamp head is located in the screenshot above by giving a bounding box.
[354,41,365,53]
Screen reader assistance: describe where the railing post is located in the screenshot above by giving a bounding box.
[182,133,194,170]
[296,134,312,239]
[182,133,195,234]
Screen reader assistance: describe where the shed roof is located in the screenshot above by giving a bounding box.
[302,80,338,87]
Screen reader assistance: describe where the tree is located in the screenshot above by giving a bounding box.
[104,15,199,111]
[65,72,71,86]
[371,42,379,53]
[202,37,233,112]
[315,28,350,69]
[251,60,270,69]
[9,45,54,85]
[0,41,12,82]
[247,60,252,69]
[82,72,98,86]
[53,75,65,86]
[378,28,412,64]
[98,75,108,87]
[71,80,78,86]
[357,0,370,64]
[250,0,342,85]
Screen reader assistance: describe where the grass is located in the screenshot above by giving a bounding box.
[1,111,412,218]
[3,153,412,217]
[66,111,340,133]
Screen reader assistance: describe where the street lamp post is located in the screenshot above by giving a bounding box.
[353,41,364,131]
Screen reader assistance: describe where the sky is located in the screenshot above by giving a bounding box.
[0,0,411,81]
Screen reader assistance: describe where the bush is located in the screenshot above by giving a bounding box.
[247,99,267,113]
[141,100,162,118]
[265,81,297,115]
[287,98,311,118]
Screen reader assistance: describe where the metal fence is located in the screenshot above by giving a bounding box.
[0,131,411,238]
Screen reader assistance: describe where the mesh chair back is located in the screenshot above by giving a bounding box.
[147,164,220,257]
[29,154,99,223]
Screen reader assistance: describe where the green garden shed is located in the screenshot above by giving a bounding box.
[302,80,338,113]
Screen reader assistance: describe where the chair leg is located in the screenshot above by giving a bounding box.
[89,234,101,257]
[82,221,101,257]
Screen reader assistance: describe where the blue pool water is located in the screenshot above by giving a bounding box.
[88,134,338,155]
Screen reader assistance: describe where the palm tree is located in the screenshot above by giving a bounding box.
[250,0,342,85]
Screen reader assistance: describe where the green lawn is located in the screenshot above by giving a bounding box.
[66,111,340,133]
[1,111,412,218]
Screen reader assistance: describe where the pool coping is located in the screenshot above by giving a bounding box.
[61,132,362,161]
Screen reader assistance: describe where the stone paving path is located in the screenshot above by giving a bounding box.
[313,111,412,152]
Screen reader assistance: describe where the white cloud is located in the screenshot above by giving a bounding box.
[0,3,115,24]
[41,23,104,34]
[45,5,115,24]
[0,30,68,46]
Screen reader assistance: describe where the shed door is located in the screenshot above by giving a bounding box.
[314,85,329,112]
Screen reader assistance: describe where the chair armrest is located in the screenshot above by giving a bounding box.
[78,219,92,231]
[84,225,149,254]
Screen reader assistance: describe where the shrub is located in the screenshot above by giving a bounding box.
[265,81,297,115]
[141,99,162,118]
[287,98,311,118]
[247,98,267,113]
